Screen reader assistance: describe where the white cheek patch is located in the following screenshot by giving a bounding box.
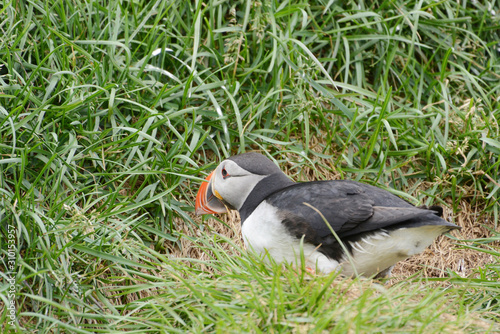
[214,166,266,211]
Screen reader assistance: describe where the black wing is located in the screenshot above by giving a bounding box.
[265,180,456,249]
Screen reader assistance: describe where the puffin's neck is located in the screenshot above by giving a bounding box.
[238,172,294,223]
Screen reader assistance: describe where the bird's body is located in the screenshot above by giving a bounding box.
[195,152,460,277]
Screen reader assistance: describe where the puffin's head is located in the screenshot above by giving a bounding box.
[195,153,283,215]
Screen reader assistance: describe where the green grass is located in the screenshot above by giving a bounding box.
[1,0,499,332]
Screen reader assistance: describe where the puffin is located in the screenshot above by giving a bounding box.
[195,152,460,277]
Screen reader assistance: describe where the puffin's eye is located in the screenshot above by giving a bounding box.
[221,168,228,179]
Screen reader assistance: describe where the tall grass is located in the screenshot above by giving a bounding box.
[0,0,499,332]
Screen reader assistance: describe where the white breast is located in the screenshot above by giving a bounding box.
[241,201,449,277]
[241,201,340,273]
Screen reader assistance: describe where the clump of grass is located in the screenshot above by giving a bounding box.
[0,0,499,332]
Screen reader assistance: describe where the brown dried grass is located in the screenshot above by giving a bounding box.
[392,201,495,279]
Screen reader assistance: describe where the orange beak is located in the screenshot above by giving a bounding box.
[195,171,228,215]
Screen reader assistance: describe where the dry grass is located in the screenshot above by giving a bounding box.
[393,203,495,279]
[169,211,244,271]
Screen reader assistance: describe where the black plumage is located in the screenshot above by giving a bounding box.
[250,179,456,261]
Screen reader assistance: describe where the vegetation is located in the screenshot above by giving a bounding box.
[1,0,499,332]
